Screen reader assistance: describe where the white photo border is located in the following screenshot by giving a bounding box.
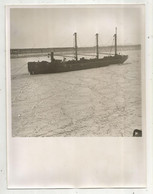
[0,0,153,193]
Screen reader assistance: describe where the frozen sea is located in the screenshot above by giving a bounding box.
[11,50,142,137]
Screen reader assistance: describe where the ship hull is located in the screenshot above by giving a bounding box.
[28,54,128,75]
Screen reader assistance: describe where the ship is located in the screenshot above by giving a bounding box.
[28,28,128,75]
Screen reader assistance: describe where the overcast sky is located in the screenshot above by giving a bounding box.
[10,5,144,49]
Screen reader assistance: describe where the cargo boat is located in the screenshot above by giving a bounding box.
[28,28,128,75]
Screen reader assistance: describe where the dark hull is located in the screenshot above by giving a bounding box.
[28,54,128,75]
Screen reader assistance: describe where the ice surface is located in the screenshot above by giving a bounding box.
[11,50,141,137]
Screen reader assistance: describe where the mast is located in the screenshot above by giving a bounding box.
[74,32,78,61]
[96,33,99,59]
[114,27,117,56]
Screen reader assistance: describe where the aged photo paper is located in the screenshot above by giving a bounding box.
[7,4,146,188]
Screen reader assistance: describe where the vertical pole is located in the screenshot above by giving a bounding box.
[51,52,54,63]
[96,33,99,59]
[74,32,78,61]
[115,27,117,56]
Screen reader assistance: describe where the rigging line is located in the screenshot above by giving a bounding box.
[78,35,95,48]
[55,53,96,57]
[109,39,114,56]
[109,39,114,55]
[78,38,94,48]
[99,52,114,56]
[101,36,114,53]
[55,52,114,57]
[77,51,96,54]
[54,54,75,58]
[12,63,27,76]
[77,36,82,48]
[98,35,103,47]
[118,45,123,54]
[102,36,114,47]
[77,53,96,57]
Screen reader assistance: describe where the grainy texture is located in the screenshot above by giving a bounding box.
[11,50,141,137]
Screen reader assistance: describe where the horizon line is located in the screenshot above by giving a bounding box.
[11,44,141,50]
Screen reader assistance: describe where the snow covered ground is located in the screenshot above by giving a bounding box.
[11,50,141,137]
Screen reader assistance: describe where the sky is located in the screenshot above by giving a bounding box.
[10,5,144,49]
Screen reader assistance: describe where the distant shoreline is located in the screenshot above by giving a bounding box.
[10,45,141,59]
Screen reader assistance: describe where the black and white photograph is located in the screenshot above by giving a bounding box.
[10,5,144,137]
[5,3,148,189]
